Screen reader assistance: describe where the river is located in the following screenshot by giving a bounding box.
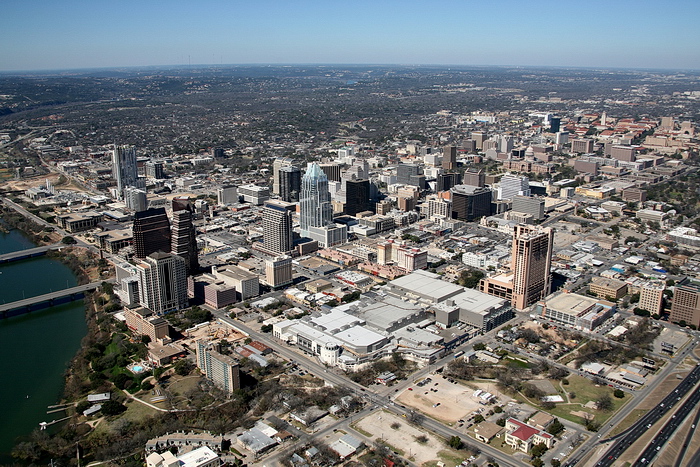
[0,228,88,462]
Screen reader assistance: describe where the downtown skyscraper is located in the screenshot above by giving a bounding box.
[299,162,333,237]
[112,145,141,199]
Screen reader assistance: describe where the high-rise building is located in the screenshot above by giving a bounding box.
[196,340,240,394]
[133,208,171,259]
[396,163,425,188]
[436,173,461,192]
[300,162,333,237]
[124,187,148,212]
[171,209,198,273]
[549,117,561,133]
[463,168,485,188]
[213,147,225,159]
[424,196,451,220]
[263,201,294,254]
[112,145,140,198]
[272,157,295,196]
[145,161,165,179]
[136,252,188,314]
[555,131,569,145]
[279,165,302,202]
[511,225,554,310]
[512,195,545,221]
[344,179,371,216]
[451,185,493,221]
[571,138,594,154]
[319,163,342,182]
[670,277,700,327]
[443,146,457,170]
[217,185,238,205]
[472,131,487,150]
[497,173,530,201]
[238,185,270,205]
[266,255,293,288]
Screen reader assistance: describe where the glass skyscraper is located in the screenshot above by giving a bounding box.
[300,162,333,237]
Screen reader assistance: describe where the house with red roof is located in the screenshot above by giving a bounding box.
[504,417,554,453]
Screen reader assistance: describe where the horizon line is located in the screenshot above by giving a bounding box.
[1,62,699,76]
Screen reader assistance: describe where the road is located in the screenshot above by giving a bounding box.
[211,309,527,466]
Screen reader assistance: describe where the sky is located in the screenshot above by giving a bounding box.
[2,0,699,72]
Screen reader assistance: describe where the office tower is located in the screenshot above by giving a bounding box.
[196,340,240,393]
[124,187,148,212]
[171,196,192,214]
[451,185,493,221]
[279,165,302,202]
[549,117,561,133]
[212,265,260,300]
[266,255,293,288]
[443,146,457,170]
[462,139,476,152]
[512,195,545,221]
[571,138,594,154]
[463,168,485,188]
[217,185,238,205]
[263,201,294,254]
[213,147,225,159]
[660,116,674,130]
[344,179,371,216]
[171,209,198,273]
[300,162,333,237]
[499,136,514,154]
[136,252,188,314]
[511,225,554,310]
[307,223,347,247]
[145,161,165,179]
[670,277,700,328]
[319,163,341,182]
[610,146,636,162]
[238,185,270,205]
[497,174,530,201]
[376,200,393,215]
[396,163,425,188]
[133,208,171,259]
[112,145,140,198]
[437,172,462,192]
[555,131,569,145]
[472,131,487,150]
[272,157,295,196]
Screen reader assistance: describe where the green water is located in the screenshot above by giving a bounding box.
[0,229,87,461]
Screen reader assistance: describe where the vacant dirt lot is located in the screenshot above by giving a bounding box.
[396,376,511,424]
[355,410,453,466]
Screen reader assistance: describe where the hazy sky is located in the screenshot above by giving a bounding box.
[2,0,699,71]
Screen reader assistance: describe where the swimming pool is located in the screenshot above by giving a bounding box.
[131,365,144,373]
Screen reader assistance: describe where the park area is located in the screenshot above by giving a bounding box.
[354,410,468,467]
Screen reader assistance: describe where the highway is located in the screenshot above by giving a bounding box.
[673,404,700,467]
[633,384,700,466]
[580,364,700,467]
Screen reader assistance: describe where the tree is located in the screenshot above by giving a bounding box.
[547,419,564,436]
[613,389,625,399]
[473,342,487,351]
[551,459,561,467]
[448,436,464,450]
[61,235,77,244]
[174,359,195,376]
[531,458,544,467]
[101,400,127,416]
[596,394,613,411]
[474,414,485,424]
[141,334,152,344]
[260,324,273,333]
[530,443,548,458]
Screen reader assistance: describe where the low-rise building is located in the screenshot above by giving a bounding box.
[538,292,615,331]
[504,418,554,453]
[589,276,628,301]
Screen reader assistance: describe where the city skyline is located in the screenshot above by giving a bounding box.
[2,0,699,72]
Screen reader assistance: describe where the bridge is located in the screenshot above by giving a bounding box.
[0,281,108,318]
[0,243,64,264]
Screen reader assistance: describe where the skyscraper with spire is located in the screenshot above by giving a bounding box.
[300,162,333,237]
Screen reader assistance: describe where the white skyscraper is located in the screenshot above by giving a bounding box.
[497,173,530,201]
[300,162,333,237]
[112,145,141,199]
